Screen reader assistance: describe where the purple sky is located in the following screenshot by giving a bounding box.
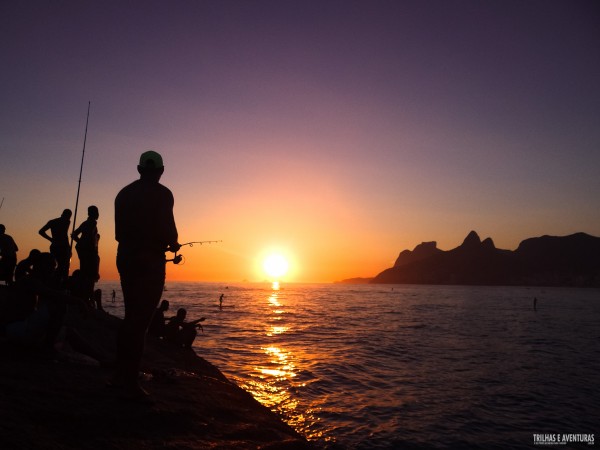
[1,1,599,282]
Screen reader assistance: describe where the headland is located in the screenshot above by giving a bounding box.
[369,231,600,287]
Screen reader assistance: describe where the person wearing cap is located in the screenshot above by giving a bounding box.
[113,150,180,400]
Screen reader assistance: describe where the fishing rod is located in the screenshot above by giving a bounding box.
[70,101,91,253]
[180,240,222,247]
[167,240,222,265]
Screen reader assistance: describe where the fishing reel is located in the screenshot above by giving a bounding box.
[167,253,185,265]
[166,240,221,265]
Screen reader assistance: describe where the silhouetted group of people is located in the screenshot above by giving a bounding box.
[1,205,100,292]
[148,300,205,349]
[0,204,101,356]
[1,150,195,403]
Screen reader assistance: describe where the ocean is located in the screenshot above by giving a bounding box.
[98,282,600,449]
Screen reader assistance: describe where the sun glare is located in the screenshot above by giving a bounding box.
[263,254,289,279]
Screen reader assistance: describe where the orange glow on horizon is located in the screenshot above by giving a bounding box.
[8,183,572,285]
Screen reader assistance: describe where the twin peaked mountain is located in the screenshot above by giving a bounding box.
[372,231,600,287]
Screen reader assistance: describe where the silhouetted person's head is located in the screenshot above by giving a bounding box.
[61,209,72,220]
[137,150,164,182]
[88,205,99,220]
[159,300,170,311]
[29,249,41,260]
[176,308,187,320]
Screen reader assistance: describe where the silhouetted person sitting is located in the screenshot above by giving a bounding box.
[67,269,86,300]
[112,150,180,401]
[0,224,19,286]
[67,269,95,311]
[148,300,170,338]
[0,253,67,355]
[15,249,41,282]
[39,209,72,285]
[92,288,103,311]
[72,205,100,300]
[64,274,105,315]
[164,308,205,349]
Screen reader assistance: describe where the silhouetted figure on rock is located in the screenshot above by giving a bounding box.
[15,249,41,282]
[0,253,67,355]
[164,307,205,349]
[112,150,180,402]
[148,299,170,338]
[92,288,103,311]
[65,269,103,311]
[39,209,72,285]
[72,205,100,300]
[0,224,19,286]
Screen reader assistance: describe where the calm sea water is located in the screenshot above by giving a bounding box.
[98,282,600,449]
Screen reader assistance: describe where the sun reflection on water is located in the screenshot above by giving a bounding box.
[257,367,290,378]
[240,284,303,422]
[268,293,281,307]
[229,283,330,443]
[268,326,288,335]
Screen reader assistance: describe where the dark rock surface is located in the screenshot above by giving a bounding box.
[0,308,313,450]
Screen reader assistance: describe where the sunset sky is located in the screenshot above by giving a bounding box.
[1,1,599,283]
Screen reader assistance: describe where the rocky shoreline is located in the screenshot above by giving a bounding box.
[0,307,313,450]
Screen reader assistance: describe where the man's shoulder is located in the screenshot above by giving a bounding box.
[122,180,172,196]
[156,182,174,197]
[116,180,173,206]
[116,179,141,202]
[117,179,141,193]
[81,218,96,230]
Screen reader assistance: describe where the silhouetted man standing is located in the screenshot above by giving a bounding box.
[113,150,179,400]
[72,205,100,299]
[0,224,19,285]
[38,209,72,284]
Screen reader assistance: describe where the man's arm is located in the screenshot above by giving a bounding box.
[71,223,83,243]
[38,222,52,242]
[162,188,179,252]
[167,242,181,253]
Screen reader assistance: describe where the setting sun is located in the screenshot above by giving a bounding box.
[263,254,289,279]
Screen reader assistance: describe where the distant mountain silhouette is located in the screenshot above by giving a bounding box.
[371,231,600,287]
